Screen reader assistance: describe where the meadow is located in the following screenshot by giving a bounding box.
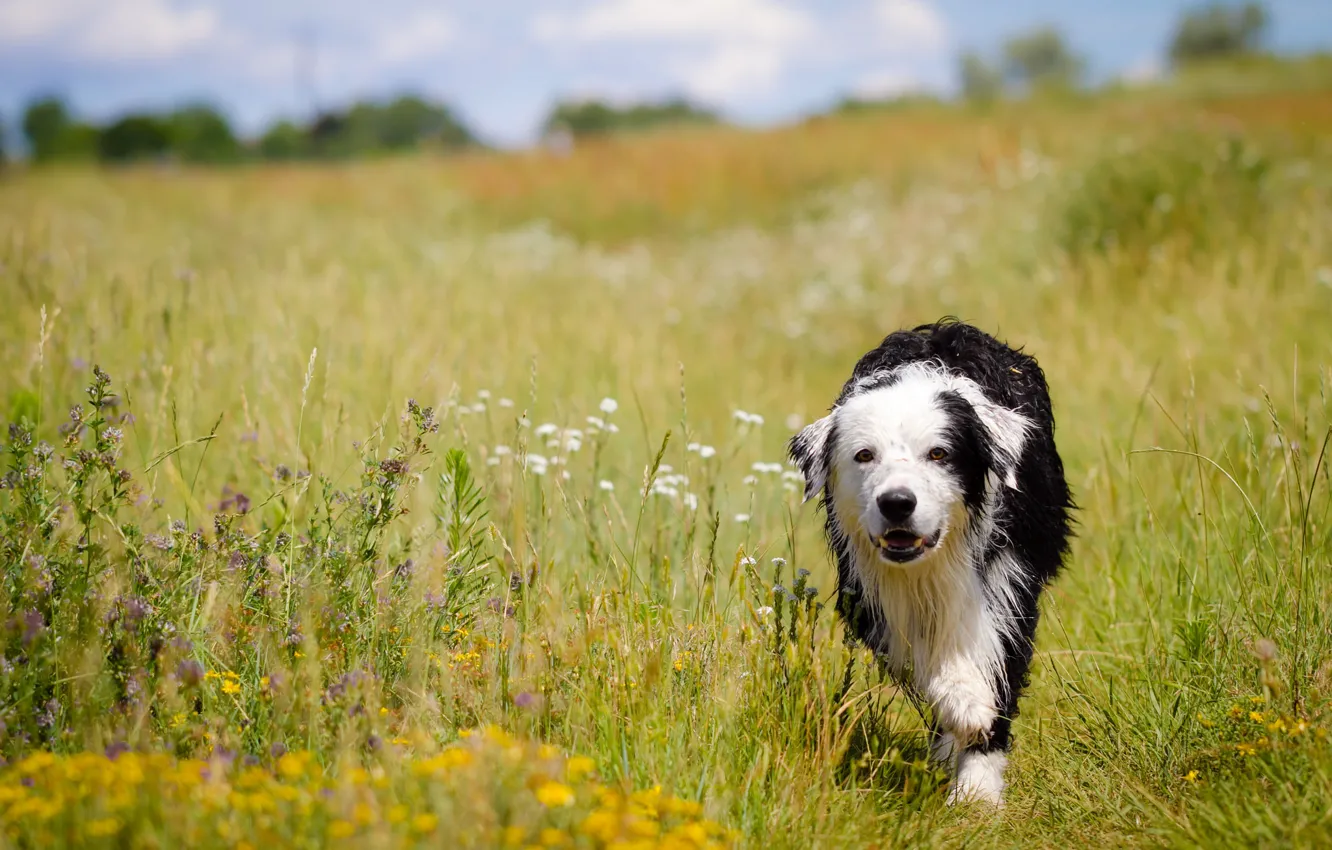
[1,85,1331,848]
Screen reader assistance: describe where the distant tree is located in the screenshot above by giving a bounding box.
[1002,27,1084,91]
[98,114,172,163]
[307,111,351,158]
[257,120,307,160]
[0,116,7,169]
[376,96,474,150]
[289,95,477,159]
[541,98,718,138]
[959,51,1004,101]
[1169,3,1269,65]
[168,104,241,163]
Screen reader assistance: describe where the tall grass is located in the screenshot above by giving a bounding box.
[0,91,1330,848]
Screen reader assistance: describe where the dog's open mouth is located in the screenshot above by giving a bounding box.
[874,529,939,562]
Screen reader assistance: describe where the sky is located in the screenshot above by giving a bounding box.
[1,0,1330,147]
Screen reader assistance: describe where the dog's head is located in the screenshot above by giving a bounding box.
[789,364,1030,566]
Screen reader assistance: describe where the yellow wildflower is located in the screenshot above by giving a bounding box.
[540,828,572,846]
[85,818,121,837]
[221,680,242,696]
[412,813,439,834]
[503,825,528,846]
[536,781,576,808]
[580,810,619,841]
[1237,742,1257,756]
[1182,770,1199,783]
[388,805,408,824]
[566,756,596,780]
[379,707,390,716]
[1194,713,1213,729]
[1249,711,1264,723]
[328,820,356,839]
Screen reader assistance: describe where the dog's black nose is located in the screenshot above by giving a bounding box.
[877,488,917,523]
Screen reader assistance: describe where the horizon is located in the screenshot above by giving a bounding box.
[2,0,1331,149]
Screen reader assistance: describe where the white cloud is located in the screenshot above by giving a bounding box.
[875,0,947,52]
[678,43,787,101]
[375,11,457,65]
[0,0,219,61]
[540,0,808,46]
[535,0,813,100]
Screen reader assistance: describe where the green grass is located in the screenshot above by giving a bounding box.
[1,93,1331,848]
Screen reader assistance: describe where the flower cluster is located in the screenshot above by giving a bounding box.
[0,727,736,849]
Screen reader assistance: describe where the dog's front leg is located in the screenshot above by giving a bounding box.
[921,653,996,747]
[919,654,1005,805]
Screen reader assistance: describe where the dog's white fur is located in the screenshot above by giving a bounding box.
[802,363,1034,805]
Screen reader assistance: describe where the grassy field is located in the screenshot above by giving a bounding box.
[1,87,1331,848]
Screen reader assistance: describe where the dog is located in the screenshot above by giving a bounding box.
[788,319,1072,805]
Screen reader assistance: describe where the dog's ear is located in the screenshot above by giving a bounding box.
[788,414,834,503]
[972,401,1030,489]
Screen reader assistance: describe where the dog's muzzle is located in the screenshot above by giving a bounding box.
[873,527,942,563]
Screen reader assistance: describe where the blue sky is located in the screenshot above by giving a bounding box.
[1,0,1329,146]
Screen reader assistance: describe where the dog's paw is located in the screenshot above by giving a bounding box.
[946,750,1007,807]
[925,669,997,744]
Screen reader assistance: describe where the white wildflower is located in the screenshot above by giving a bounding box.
[756,606,774,618]
[477,389,491,400]
[600,397,618,414]
[493,445,513,456]
[683,493,698,510]
[498,397,515,408]
[740,556,757,566]
[470,403,486,413]
[686,442,700,452]
[743,475,758,486]
[699,445,716,459]
[587,416,605,430]
[735,514,751,523]
[535,423,558,437]
[599,480,615,492]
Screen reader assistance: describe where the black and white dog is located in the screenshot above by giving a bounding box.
[789,320,1072,805]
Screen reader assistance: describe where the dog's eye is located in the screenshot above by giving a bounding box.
[853,449,874,464]
[928,447,949,461]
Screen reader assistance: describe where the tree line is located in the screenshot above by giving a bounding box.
[0,2,1294,165]
[14,95,479,165]
[957,1,1271,101]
